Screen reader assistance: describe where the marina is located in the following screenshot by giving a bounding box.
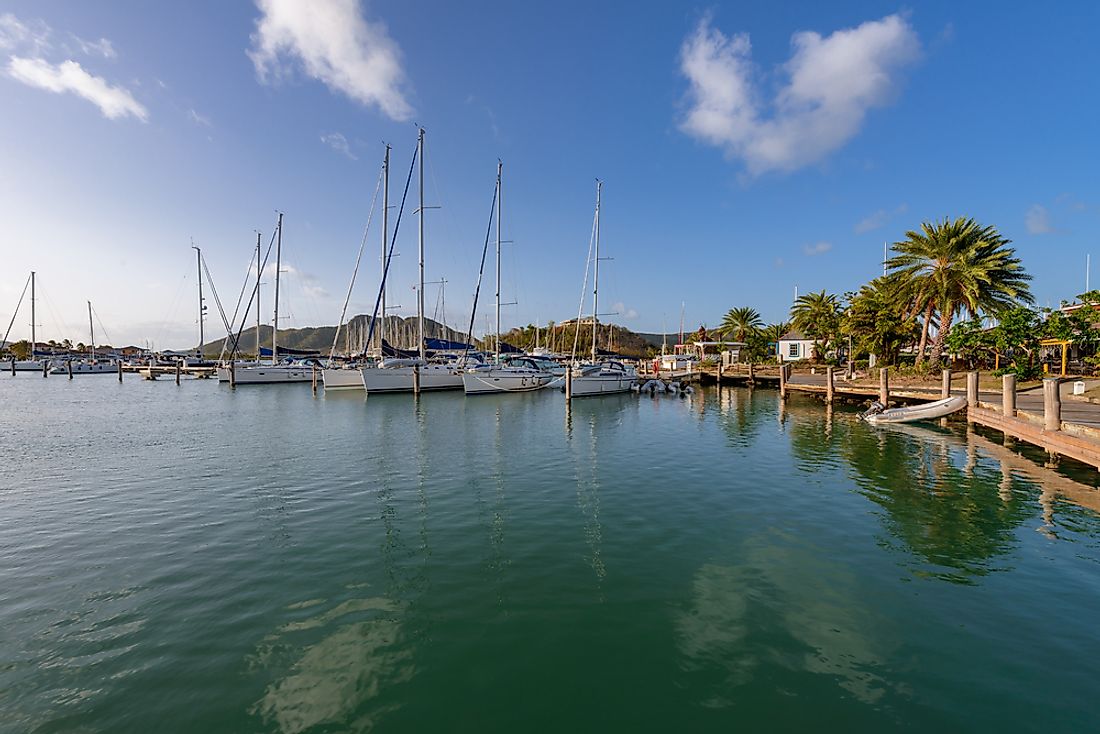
[3,2,1098,731]
[2,376,1100,731]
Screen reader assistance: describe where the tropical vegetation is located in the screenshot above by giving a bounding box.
[714,216,1045,372]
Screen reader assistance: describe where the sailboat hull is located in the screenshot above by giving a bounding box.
[462,368,554,395]
[322,368,365,391]
[569,374,636,396]
[11,360,50,372]
[50,361,117,375]
[361,365,464,393]
[216,365,315,384]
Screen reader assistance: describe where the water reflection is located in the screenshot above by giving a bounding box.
[677,543,898,708]
[771,392,1100,581]
[250,593,411,733]
[565,398,629,588]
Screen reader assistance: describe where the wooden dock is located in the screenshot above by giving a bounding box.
[701,364,1100,470]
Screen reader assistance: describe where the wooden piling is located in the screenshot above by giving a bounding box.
[826,366,834,404]
[879,367,889,405]
[229,361,236,388]
[779,362,788,399]
[118,360,123,382]
[941,368,951,399]
[748,362,755,385]
[966,372,979,417]
[1043,378,1061,431]
[565,367,572,401]
[42,361,48,378]
[412,364,421,395]
[716,363,723,388]
[1002,374,1016,417]
[67,360,73,379]
[312,364,318,394]
[176,361,182,385]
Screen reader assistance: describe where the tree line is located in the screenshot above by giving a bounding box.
[715,217,1094,377]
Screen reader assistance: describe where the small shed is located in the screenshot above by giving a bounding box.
[778,330,815,362]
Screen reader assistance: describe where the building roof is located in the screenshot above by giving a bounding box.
[779,330,808,341]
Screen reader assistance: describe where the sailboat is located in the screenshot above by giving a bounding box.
[51,301,117,374]
[323,146,389,392]
[216,213,318,384]
[3,271,52,372]
[463,161,554,395]
[361,128,476,394]
[568,180,636,397]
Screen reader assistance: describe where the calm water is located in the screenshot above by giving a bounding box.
[2,375,1100,732]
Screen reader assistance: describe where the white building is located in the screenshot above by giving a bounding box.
[778,330,815,362]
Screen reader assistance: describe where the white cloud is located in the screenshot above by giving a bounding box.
[803,241,833,256]
[1025,205,1055,234]
[71,34,116,59]
[320,131,356,159]
[249,0,413,121]
[7,56,148,121]
[679,14,920,175]
[188,108,212,127]
[0,13,51,54]
[854,203,907,233]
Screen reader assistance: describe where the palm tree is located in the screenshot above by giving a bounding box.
[719,307,763,343]
[888,217,1032,365]
[764,321,790,360]
[790,290,840,361]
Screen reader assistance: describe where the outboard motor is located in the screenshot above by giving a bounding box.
[860,401,885,420]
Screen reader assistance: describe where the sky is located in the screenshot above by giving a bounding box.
[1,0,1098,350]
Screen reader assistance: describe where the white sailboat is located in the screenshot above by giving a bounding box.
[51,301,117,374]
[323,146,389,392]
[217,213,316,385]
[362,129,467,394]
[4,271,52,372]
[568,180,636,397]
[463,161,554,395]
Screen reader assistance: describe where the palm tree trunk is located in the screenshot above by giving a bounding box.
[915,300,934,367]
[929,300,955,365]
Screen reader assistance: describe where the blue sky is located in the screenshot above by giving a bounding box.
[1,0,1097,349]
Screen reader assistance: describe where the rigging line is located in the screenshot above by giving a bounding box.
[200,253,238,355]
[227,222,279,360]
[331,160,384,360]
[363,138,419,351]
[1,272,32,348]
[35,279,72,345]
[90,304,113,347]
[155,273,190,352]
[462,177,498,361]
[221,243,263,359]
[571,202,599,362]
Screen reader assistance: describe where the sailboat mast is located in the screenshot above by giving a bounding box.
[591,180,602,363]
[88,301,94,361]
[30,271,35,361]
[193,244,204,354]
[255,232,262,359]
[417,128,426,362]
[495,160,502,359]
[380,144,390,352]
[273,212,283,364]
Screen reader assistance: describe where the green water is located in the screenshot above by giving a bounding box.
[2,377,1099,732]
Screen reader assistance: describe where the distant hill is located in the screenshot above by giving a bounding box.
[202,314,468,356]
[203,314,678,360]
[497,321,665,359]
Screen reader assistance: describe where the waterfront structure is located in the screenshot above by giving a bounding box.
[778,330,815,362]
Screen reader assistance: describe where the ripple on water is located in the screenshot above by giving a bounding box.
[1,381,1100,731]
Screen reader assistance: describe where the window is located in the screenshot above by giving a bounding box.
[788,343,800,358]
